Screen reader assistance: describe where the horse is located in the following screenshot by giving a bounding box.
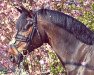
[8,6,94,75]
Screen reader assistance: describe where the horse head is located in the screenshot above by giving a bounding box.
[8,6,45,64]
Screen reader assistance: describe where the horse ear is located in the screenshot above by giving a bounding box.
[15,6,27,13]
[20,6,32,17]
[16,6,33,17]
[15,7,22,13]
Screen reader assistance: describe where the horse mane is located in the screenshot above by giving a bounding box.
[37,9,94,45]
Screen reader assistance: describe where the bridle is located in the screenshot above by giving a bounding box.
[10,12,42,64]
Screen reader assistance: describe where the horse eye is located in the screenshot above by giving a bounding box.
[28,19,33,25]
[24,24,31,30]
[25,19,33,28]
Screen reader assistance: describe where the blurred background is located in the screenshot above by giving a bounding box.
[0,0,94,75]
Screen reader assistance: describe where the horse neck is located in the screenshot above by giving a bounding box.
[42,21,85,61]
[43,23,89,70]
[38,13,90,58]
[37,12,86,61]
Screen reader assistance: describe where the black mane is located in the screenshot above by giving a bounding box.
[37,9,94,45]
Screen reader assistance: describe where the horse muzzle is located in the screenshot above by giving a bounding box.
[9,45,23,64]
[10,53,23,64]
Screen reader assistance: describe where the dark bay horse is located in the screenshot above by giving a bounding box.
[8,6,94,75]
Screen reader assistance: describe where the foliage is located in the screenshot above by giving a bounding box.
[62,0,94,31]
[48,51,64,75]
[0,0,94,75]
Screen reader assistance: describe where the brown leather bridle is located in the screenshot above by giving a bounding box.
[10,13,42,64]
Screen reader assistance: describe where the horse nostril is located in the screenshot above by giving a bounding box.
[10,55,13,60]
[10,55,16,63]
[10,55,12,59]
